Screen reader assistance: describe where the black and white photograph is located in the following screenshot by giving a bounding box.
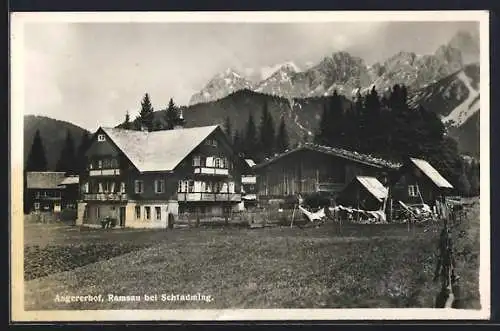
[10,11,490,321]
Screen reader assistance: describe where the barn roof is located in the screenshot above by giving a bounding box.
[100,125,219,172]
[355,176,388,202]
[254,143,401,170]
[409,158,454,189]
[26,172,66,189]
[245,159,256,167]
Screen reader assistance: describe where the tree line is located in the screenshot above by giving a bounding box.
[225,101,290,163]
[314,85,479,196]
[121,93,184,132]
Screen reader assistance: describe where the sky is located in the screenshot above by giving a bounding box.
[21,20,479,131]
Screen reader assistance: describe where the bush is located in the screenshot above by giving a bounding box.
[303,192,331,209]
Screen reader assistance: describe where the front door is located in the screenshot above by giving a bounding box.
[119,207,126,227]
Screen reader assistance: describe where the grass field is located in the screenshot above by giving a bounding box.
[23,201,480,310]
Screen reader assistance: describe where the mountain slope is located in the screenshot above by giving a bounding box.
[188,69,255,105]
[189,30,477,105]
[408,63,480,156]
[147,89,351,148]
[24,115,90,170]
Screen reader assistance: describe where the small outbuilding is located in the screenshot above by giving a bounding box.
[336,176,389,211]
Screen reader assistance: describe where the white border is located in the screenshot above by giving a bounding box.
[10,10,491,322]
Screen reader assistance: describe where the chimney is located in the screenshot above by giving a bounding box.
[173,108,186,130]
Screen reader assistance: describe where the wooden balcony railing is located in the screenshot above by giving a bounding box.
[83,193,128,201]
[177,192,241,202]
[193,167,229,176]
[89,168,121,176]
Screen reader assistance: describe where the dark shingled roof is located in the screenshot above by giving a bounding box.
[254,143,402,170]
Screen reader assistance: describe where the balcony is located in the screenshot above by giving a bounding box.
[177,192,241,202]
[193,167,229,176]
[83,193,128,201]
[89,168,121,176]
[242,175,256,184]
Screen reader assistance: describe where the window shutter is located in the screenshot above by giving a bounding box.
[98,183,103,193]
[194,181,202,192]
[229,182,235,193]
[120,182,126,193]
[110,182,116,193]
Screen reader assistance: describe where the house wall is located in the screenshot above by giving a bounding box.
[391,164,442,206]
[27,188,63,212]
[255,149,385,199]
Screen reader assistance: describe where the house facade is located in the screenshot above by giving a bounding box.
[253,143,400,202]
[390,157,454,207]
[25,172,66,212]
[76,125,249,228]
[58,175,79,209]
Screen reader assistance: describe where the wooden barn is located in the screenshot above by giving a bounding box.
[253,143,400,202]
[390,157,454,207]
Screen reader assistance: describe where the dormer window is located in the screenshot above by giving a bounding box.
[98,134,106,142]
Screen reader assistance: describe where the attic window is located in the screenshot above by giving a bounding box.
[97,134,106,142]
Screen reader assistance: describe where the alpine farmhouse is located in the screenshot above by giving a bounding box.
[252,143,401,202]
[76,125,250,228]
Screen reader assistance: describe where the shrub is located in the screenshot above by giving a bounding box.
[303,192,331,209]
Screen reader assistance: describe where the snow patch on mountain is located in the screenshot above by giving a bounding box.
[442,71,480,127]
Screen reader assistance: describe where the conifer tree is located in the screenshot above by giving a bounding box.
[233,130,241,155]
[223,116,232,143]
[243,112,258,159]
[275,116,289,153]
[26,129,48,171]
[164,98,179,130]
[75,131,91,174]
[56,130,77,175]
[259,101,276,158]
[139,93,154,131]
[123,111,131,130]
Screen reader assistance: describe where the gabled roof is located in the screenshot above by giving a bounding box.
[254,143,401,170]
[409,158,454,189]
[355,176,388,202]
[100,125,219,172]
[26,172,66,189]
[58,176,79,186]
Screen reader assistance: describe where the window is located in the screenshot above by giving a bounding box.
[82,182,89,193]
[408,185,419,197]
[120,182,126,193]
[145,206,151,220]
[98,134,106,142]
[89,162,93,170]
[155,207,161,220]
[188,180,194,193]
[35,191,40,199]
[178,180,189,193]
[34,202,40,210]
[154,179,165,194]
[98,183,104,193]
[135,180,144,194]
[111,159,118,168]
[135,206,141,219]
[214,158,221,168]
[98,160,103,169]
[193,156,201,167]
